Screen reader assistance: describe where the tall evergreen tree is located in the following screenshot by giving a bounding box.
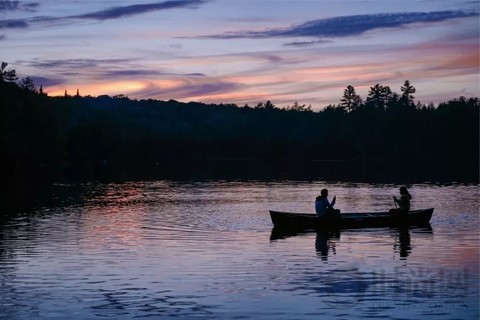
[340,85,362,112]
[366,84,393,110]
[400,80,416,108]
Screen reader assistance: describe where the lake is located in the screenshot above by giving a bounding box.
[0,180,478,319]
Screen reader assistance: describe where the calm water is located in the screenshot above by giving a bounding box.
[0,181,478,320]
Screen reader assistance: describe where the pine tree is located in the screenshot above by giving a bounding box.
[340,85,362,112]
[366,84,393,110]
[400,80,416,108]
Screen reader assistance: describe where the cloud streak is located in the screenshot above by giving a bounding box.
[69,0,207,21]
[0,18,28,28]
[29,75,64,87]
[283,40,331,47]
[25,58,207,79]
[0,0,208,29]
[27,58,105,69]
[196,11,479,39]
[0,1,39,12]
[133,80,242,101]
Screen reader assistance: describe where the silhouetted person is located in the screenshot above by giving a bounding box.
[315,189,340,217]
[392,186,412,215]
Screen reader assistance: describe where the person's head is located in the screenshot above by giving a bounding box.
[399,186,411,198]
[321,189,328,197]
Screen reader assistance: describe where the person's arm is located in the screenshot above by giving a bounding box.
[324,198,334,210]
[331,196,336,207]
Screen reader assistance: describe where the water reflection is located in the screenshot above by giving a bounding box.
[315,230,340,260]
[394,225,433,259]
[395,227,411,258]
[269,228,340,260]
[271,226,433,260]
[0,181,477,320]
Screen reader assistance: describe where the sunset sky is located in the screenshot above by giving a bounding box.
[1,0,479,109]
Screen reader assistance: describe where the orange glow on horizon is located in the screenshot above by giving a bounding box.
[46,79,184,97]
[47,80,145,97]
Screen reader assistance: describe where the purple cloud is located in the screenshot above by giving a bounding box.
[0,18,28,28]
[26,58,130,69]
[0,0,207,29]
[283,40,331,47]
[29,76,64,87]
[185,73,206,77]
[178,81,239,97]
[70,0,208,21]
[196,11,479,39]
[135,80,241,100]
[0,1,39,12]
[103,70,206,78]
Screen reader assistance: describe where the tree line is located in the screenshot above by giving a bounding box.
[0,61,478,182]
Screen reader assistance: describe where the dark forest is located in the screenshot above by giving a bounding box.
[1,63,478,183]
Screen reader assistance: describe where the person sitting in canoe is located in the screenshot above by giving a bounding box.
[392,186,412,215]
[315,189,340,217]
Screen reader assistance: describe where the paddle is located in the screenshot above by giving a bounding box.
[389,196,398,215]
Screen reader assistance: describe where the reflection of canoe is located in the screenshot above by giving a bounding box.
[269,208,434,230]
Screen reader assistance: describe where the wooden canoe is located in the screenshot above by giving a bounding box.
[269,208,434,230]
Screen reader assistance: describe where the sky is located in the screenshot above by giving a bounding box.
[1,0,479,109]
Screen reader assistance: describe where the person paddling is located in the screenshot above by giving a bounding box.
[315,189,340,217]
[392,186,412,215]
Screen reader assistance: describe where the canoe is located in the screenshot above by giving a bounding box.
[269,208,434,230]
